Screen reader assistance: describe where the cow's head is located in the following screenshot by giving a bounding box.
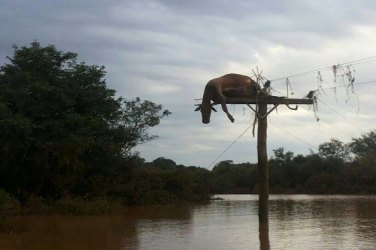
[195,102,217,124]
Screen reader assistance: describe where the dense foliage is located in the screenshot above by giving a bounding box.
[0,42,175,205]
[210,131,376,194]
[0,42,375,211]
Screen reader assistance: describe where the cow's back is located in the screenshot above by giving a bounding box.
[220,74,256,88]
[205,73,260,97]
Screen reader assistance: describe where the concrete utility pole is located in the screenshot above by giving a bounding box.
[227,95,313,250]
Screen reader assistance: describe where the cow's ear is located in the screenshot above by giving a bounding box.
[211,106,217,112]
[194,106,201,111]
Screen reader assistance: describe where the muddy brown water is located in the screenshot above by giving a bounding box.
[0,195,375,250]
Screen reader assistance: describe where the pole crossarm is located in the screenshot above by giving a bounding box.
[225,96,314,105]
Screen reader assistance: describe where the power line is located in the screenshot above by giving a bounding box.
[207,124,253,168]
[207,119,321,168]
[317,97,365,134]
[270,56,376,82]
[269,121,317,150]
[320,79,376,90]
[312,117,355,139]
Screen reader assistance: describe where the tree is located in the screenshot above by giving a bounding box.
[348,130,376,190]
[318,138,350,161]
[272,147,294,165]
[116,98,171,155]
[0,42,170,199]
[151,157,177,170]
[349,130,376,159]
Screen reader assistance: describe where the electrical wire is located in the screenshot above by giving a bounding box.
[270,56,376,82]
[319,79,376,90]
[317,97,365,133]
[207,118,321,168]
[207,124,253,168]
[312,117,355,139]
[269,121,317,150]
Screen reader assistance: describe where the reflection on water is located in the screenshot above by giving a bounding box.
[0,195,375,250]
[268,195,376,250]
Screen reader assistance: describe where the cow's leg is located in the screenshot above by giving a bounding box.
[217,92,234,123]
[222,103,234,122]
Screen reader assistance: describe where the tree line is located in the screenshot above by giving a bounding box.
[210,132,376,194]
[0,42,375,210]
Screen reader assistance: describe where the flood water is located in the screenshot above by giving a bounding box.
[0,195,375,250]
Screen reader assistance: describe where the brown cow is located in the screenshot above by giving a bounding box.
[195,73,262,124]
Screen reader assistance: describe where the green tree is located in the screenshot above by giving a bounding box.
[210,160,257,193]
[0,42,170,200]
[151,157,177,170]
[269,147,296,192]
[348,130,376,192]
[349,130,376,159]
[318,138,350,161]
[272,147,293,164]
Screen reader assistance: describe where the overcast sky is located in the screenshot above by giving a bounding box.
[1,0,376,168]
